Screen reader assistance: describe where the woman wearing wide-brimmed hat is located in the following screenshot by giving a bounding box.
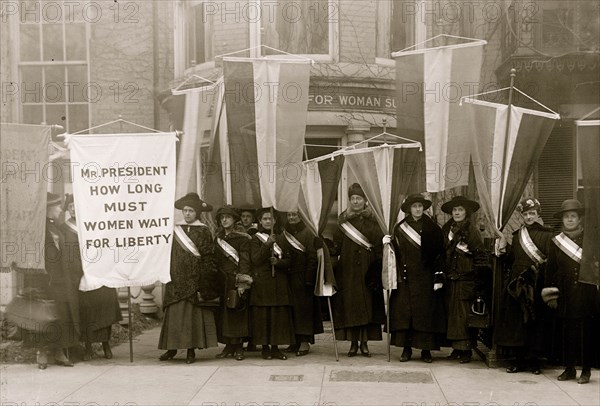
[495,197,554,375]
[331,183,385,357]
[440,196,488,363]
[61,194,121,361]
[544,199,597,384]
[389,193,446,363]
[158,193,219,364]
[213,205,252,361]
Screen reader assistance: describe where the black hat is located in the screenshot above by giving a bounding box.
[174,192,212,213]
[553,199,585,219]
[401,193,432,213]
[255,207,279,221]
[63,193,74,210]
[517,197,541,214]
[47,192,62,207]
[348,183,366,199]
[216,205,241,223]
[238,205,256,216]
[441,196,480,215]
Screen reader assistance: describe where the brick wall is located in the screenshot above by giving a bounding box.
[339,0,376,63]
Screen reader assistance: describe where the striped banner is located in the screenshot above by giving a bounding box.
[465,99,559,230]
[220,57,310,211]
[393,37,486,192]
[344,144,423,290]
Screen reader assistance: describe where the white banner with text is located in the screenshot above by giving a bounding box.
[68,133,176,290]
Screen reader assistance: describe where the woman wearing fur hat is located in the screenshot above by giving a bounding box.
[158,193,218,364]
[441,196,488,363]
[389,194,446,363]
[544,199,597,384]
[496,198,554,375]
[332,183,385,357]
[249,208,296,360]
[61,194,121,361]
[213,205,252,361]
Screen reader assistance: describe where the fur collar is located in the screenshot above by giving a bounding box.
[339,206,374,223]
[217,228,251,240]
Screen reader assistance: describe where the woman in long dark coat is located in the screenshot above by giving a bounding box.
[282,211,323,356]
[214,205,252,361]
[61,194,121,360]
[332,183,385,357]
[158,193,218,364]
[543,199,598,384]
[496,198,554,374]
[441,196,488,363]
[390,194,445,363]
[28,193,81,368]
[249,208,295,360]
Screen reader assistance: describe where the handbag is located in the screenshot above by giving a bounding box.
[225,289,240,310]
[5,294,59,331]
[467,297,490,329]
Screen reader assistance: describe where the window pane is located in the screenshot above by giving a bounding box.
[22,105,43,125]
[66,65,88,102]
[66,24,86,60]
[68,104,89,134]
[263,0,329,55]
[391,0,414,52]
[42,23,64,61]
[44,66,66,103]
[46,104,67,128]
[19,24,40,61]
[20,66,43,103]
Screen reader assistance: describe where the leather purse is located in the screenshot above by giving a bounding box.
[5,294,58,331]
[467,297,491,329]
[225,289,240,310]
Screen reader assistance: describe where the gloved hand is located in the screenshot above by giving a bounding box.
[547,299,558,310]
[382,235,392,245]
[433,283,443,291]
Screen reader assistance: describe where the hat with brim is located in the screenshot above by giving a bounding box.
[175,192,213,213]
[441,196,480,215]
[47,192,62,207]
[216,205,241,223]
[553,199,585,219]
[255,207,279,222]
[401,193,432,213]
[517,197,541,214]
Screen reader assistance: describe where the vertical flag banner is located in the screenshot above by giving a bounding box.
[343,144,423,290]
[576,116,600,287]
[1,123,51,273]
[68,133,176,290]
[222,57,310,211]
[393,36,486,192]
[464,99,559,230]
[298,155,345,296]
[171,81,221,199]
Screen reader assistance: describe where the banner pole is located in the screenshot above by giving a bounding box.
[270,207,275,277]
[327,297,339,361]
[498,68,516,230]
[128,287,133,363]
[387,289,391,362]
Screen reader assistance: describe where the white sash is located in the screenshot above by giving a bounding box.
[340,222,373,251]
[216,237,240,265]
[65,219,78,235]
[283,230,306,253]
[519,227,546,265]
[256,232,283,259]
[174,225,201,258]
[552,232,582,264]
[398,222,421,248]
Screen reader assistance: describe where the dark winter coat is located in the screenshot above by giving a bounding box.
[214,229,252,338]
[389,215,446,334]
[249,227,292,306]
[546,231,600,320]
[332,207,386,328]
[282,221,323,336]
[496,222,554,348]
[163,222,218,307]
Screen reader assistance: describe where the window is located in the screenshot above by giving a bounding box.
[250,0,338,60]
[18,6,90,133]
[376,0,420,64]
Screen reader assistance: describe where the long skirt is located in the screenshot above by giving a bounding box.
[158,300,218,350]
[391,330,439,350]
[80,287,121,343]
[335,324,382,341]
[251,305,295,345]
[22,301,79,350]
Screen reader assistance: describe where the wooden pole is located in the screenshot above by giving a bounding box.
[327,297,339,361]
[498,68,517,230]
[270,207,275,277]
[128,287,133,362]
[387,289,391,362]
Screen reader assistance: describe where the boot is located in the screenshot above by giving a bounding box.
[347,341,358,357]
[400,347,412,362]
[102,342,113,359]
[557,367,576,381]
[578,368,591,384]
[215,345,233,359]
[186,348,195,364]
[446,349,461,360]
[159,349,177,361]
[359,341,371,357]
[54,349,74,367]
[83,342,94,361]
[421,350,432,363]
[36,350,48,370]
[459,350,472,364]
[261,345,272,360]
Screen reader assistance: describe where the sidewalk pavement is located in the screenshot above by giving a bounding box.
[1,323,598,406]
